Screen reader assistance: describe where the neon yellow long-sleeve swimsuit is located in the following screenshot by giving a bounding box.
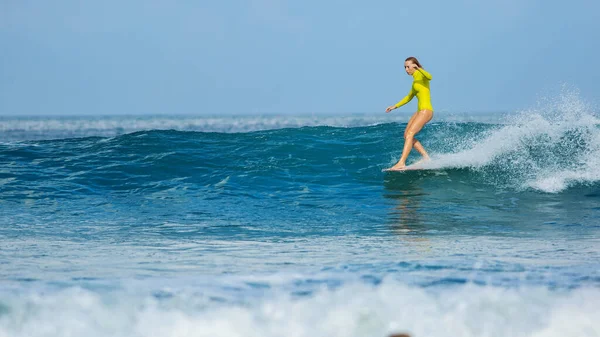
[394,68,433,112]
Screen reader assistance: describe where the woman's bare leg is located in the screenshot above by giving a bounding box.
[404,113,417,138]
[403,114,417,150]
[402,114,429,159]
[412,140,430,159]
[391,110,433,170]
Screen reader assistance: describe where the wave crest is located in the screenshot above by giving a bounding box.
[419,88,600,192]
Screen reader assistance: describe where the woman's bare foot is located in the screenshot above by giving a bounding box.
[390,162,406,170]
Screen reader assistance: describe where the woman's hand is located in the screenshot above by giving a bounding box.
[386,106,396,113]
[411,64,419,70]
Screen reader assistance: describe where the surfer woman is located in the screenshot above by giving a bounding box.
[385,57,433,170]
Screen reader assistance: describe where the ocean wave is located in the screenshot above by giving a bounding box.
[1,282,598,337]
[1,92,599,195]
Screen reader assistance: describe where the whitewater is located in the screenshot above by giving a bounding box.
[1,91,599,337]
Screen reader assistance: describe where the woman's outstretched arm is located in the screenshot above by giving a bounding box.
[386,90,415,113]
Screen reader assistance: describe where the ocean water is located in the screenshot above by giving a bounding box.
[1,94,600,337]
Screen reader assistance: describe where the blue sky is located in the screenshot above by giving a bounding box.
[1,0,599,116]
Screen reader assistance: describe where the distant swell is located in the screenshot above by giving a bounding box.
[0,113,499,141]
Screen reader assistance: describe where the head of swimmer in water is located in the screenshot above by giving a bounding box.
[404,56,423,75]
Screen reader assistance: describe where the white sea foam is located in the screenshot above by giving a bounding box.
[420,88,600,193]
[0,282,598,337]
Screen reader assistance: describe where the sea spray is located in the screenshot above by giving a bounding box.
[420,88,600,192]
